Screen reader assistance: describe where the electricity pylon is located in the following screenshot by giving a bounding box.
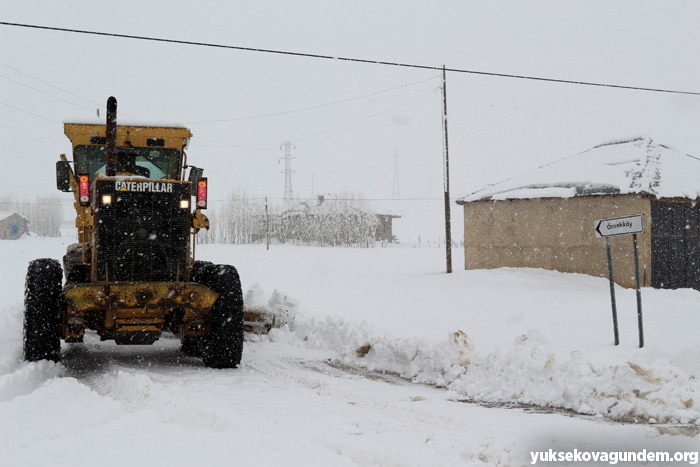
[280,141,296,207]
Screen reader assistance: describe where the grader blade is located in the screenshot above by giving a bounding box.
[244,304,288,335]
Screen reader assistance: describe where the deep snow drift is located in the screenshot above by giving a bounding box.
[1,236,698,466]
[221,242,700,426]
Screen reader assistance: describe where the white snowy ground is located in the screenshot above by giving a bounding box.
[1,236,698,466]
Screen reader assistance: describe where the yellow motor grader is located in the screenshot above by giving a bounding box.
[23,96,270,368]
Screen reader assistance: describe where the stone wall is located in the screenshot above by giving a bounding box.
[461,195,652,288]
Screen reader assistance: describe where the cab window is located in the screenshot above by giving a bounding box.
[74,145,181,181]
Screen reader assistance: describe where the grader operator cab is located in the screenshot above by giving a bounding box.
[23,97,245,368]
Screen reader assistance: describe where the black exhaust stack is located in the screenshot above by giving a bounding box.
[105,96,118,176]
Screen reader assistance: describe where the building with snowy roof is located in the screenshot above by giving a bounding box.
[456,138,700,290]
[0,212,29,240]
[276,197,400,246]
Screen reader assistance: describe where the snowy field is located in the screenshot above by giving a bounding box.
[1,236,699,466]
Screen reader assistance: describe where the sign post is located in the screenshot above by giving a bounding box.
[594,214,645,348]
[632,233,644,348]
[604,237,619,345]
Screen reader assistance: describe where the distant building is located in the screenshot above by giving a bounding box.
[375,214,401,243]
[277,199,401,246]
[457,138,700,290]
[0,212,29,240]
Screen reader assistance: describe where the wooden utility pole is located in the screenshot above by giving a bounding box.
[442,66,453,273]
[265,196,270,251]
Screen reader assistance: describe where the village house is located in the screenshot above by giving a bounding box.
[457,138,700,290]
[0,212,29,240]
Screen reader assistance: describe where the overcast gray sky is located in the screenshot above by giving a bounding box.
[2,1,699,241]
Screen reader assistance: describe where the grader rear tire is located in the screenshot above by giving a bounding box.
[180,336,203,358]
[180,260,216,357]
[23,259,63,362]
[200,264,244,369]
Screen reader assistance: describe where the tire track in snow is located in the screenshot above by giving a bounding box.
[59,336,253,431]
[301,358,700,438]
[53,336,695,465]
[59,337,520,465]
[240,345,522,466]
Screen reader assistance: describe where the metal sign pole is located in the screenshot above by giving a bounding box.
[595,213,645,348]
[632,233,644,348]
[605,237,620,345]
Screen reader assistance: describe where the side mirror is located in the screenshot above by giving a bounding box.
[188,167,204,186]
[56,161,72,192]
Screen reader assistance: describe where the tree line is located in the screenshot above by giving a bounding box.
[0,196,64,237]
[0,192,381,246]
[197,191,378,247]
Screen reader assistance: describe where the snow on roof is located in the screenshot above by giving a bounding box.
[0,212,26,222]
[281,197,402,218]
[63,118,188,129]
[459,137,700,203]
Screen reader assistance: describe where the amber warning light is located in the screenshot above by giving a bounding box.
[78,175,90,206]
[196,178,207,209]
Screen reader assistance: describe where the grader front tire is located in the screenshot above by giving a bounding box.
[23,259,63,362]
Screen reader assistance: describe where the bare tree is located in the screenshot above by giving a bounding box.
[196,191,378,248]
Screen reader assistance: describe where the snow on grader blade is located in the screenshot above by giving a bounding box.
[243,286,296,335]
[244,305,287,334]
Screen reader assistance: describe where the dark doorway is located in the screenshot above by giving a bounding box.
[651,201,700,291]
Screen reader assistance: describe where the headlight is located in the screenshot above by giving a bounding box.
[180,199,190,209]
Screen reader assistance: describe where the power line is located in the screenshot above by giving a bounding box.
[1,21,699,97]
[0,72,96,113]
[0,100,61,123]
[190,88,437,149]
[0,62,105,108]
[189,81,438,148]
[0,133,62,149]
[289,89,436,144]
[0,138,65,169]
[184,74,441,124]
[191,140,279,151]
[0,62,140,119]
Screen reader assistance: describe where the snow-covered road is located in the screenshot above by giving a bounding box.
[4,331,695,467]
[1,237,698,466]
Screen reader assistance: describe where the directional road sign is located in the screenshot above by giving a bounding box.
[594,214,644,238]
